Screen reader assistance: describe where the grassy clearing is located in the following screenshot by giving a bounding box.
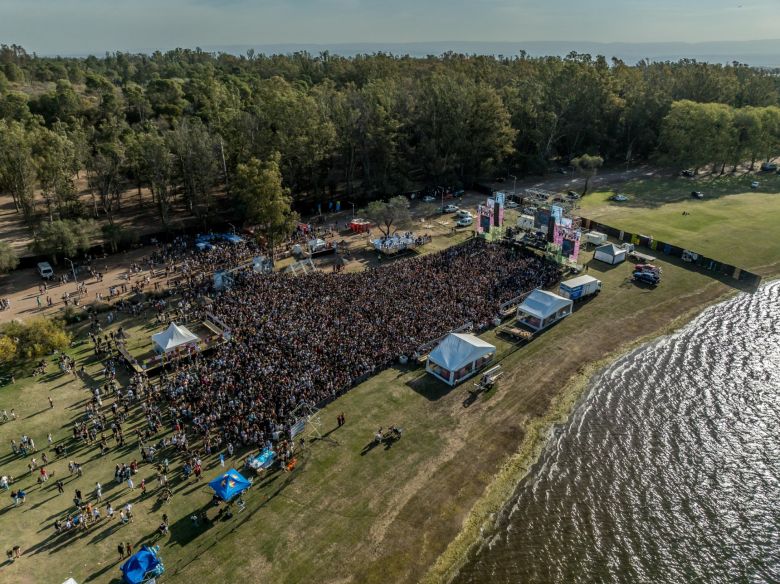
[580,173,780,273]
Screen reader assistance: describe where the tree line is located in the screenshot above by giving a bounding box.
[0,44,779,265]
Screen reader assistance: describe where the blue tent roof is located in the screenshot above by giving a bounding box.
[221,233,244,244]
[121,546,163,584]
[208,468,251,501]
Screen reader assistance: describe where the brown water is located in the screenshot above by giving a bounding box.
[455,281,780,584]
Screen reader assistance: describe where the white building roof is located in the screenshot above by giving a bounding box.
[428,333,496,371]
[595,243,625,257]
[517,289,573,319]
[152,322,199,352]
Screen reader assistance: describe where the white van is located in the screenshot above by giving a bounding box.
[37,261,54,279]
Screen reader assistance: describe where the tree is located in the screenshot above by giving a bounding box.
[31,218,99,263]
[34,127,78,221]
[571,154,604,196]
[168,118,219,227]
[234,155,298,259]
[0,120,38,225]
[362,196,411,237]
[136,131,176,229]
[0,318,71,362]
[0,241,18,273]
[87,141,125,224]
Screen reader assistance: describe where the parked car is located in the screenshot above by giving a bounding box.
[681,169,695,177]
[691,191,704,199]
[456,216,474,227]
[751,181,760,189]
[633,271,660,286]
[422,195,436,203]
[522,206,537,215]
[760,162,777,172]
[505,201,519,209]
[442,204,459,213]
[610,194,629,202]
[37,261,54,280]
[455,209,473,219]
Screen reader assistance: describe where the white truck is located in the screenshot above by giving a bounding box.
[559,275,602,301]
[37,261,54,279]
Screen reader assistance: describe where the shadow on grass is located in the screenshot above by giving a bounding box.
[406,373,452,401]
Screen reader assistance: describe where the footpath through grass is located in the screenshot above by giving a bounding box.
[580,172,780,274]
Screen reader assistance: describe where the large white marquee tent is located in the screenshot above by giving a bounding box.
[151,323,199,353]
[426,333,496,386]
[516,289,573,332]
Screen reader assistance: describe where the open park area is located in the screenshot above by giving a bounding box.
[580,171,780,276]
[0,166,776,584]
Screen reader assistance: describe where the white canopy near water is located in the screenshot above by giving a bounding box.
[426,333,496,386]
[516,289,573,332]
[152,323,199,353]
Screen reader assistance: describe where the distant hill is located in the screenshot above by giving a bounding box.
[195,40,780,67]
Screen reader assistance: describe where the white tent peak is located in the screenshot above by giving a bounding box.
[428,333,495,371]
[152,322,199,353]
[518,289,572,319]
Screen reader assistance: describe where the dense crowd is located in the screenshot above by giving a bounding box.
[156,239,560,449]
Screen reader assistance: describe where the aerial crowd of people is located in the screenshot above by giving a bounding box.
[148,237,561,451]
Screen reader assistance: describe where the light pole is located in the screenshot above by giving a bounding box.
[64,257,78,286]
[227,222,236,235]
[347,201,356,219]
[509,174,517,200]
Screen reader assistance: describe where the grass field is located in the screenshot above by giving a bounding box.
[580,172,780,275]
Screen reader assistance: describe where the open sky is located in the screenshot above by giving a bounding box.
[0,0,776,55]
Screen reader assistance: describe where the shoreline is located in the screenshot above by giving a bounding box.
[422,287,742,584]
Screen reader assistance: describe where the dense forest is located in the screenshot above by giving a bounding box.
[0,44,779,262]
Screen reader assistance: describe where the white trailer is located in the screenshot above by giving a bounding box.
[559,275,602,301]
[583,231,608,246]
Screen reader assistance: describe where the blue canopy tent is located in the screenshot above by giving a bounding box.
[208,469,252,501]
[121,546,164,584]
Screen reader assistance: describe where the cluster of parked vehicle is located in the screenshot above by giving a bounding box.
[632,263,662,286]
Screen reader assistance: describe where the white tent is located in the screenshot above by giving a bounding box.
[152,322,199,353]
[426,333,496,386]
[594,243,627,265]
[516,289,573,332]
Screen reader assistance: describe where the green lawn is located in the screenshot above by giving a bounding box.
[580,173,780,274]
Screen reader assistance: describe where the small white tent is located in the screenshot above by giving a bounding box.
[426,333,496,386]
[594,243,627,265]
[516,289,573,332]
[152,323,199,353]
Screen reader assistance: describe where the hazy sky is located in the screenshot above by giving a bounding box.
[0,0,776,55]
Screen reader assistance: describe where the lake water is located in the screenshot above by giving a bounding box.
[455,281,780,583]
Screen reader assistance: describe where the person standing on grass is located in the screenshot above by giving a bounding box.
[219,452,225,468]
[48,396,53,408]
[127,476,134,490]
[117,542,125,560]
[106,501,114,519]
[140,478,146,495]
[126,542,133,558]
[95,482,102,501]
[56,480,64,494]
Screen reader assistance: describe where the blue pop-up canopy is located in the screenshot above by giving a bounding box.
[121,546,163,584]
[208,468,251,501]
